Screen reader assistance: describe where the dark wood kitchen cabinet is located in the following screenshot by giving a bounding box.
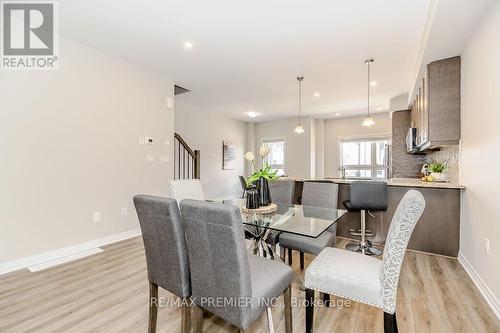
[411,56,461,150]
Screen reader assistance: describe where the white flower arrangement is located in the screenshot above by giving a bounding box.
[244,144,278,185]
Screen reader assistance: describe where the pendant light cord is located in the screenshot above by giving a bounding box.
[367,60,371,117]
[297,76,304,124]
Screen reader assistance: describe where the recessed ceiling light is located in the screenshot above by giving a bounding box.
[335,112,340,116]
[370,81,377,86]
[377,107,382,111]
[246,111,259,118]
[314,92,320,97]
[183,41,193,49]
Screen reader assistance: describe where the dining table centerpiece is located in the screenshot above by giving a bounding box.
[244,145,279,207]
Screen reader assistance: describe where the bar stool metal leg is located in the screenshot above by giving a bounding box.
[360,209,367,255]
[345,210,382,256]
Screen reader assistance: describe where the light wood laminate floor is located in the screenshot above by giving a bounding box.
[0,237,498,333]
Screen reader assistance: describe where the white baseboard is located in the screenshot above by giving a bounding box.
[0,228,141,276]
[458,252,500,320]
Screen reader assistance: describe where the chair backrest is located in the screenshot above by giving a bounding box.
[180,199,252,326]
[168,179,205,202]
[133,195,191,298]
[349,181,387,210]
[269,180,295,204]
[381,189,425,314]
[239,176,247,190]
[302,182,338,209]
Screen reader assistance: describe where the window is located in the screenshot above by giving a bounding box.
[262,138,285,176]
[340,137,390,179]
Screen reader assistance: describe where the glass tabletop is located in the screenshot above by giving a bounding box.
[223,199,347,238]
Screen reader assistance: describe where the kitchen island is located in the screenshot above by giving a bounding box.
[281,177,464,257]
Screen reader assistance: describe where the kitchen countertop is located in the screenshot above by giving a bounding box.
[386,178,465,190]
[280,177,465,190]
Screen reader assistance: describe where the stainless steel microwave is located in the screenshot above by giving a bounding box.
[406,128,418,153]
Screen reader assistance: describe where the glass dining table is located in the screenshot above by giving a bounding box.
[223,199,347,287]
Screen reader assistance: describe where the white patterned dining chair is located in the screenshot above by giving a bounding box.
[304,189,426,333]
[168,179,205,203]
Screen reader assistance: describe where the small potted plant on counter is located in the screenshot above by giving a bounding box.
[426,161,448,182]
[244,145,279,207]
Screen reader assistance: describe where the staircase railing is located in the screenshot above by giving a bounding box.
[174,133,200,179]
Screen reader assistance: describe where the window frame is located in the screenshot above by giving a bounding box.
[261,137,286,175]
[338,134,391,180]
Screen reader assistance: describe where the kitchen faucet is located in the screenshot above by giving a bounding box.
[338,165,346,180]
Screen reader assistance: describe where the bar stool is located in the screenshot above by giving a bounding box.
[343,181,387,255]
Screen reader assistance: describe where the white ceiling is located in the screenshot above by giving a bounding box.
[59,0,481,122]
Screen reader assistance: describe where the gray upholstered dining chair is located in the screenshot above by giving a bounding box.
[239,175,256,198]
[278,182,338,270]
[180,199,293,333]
[133,195,191,333]
[265,179,295,249]
[304,190,426,333]
[269,179,295,205]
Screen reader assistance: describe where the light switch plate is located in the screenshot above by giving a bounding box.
[146,155,155,162]
[164,97,174,109]
[121,207,128,216]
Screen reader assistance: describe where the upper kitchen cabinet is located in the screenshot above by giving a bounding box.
[411,56,461,150]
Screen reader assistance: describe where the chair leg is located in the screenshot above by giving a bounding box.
[280,246,286,261]
[305,289,315,333]
[322,293,330,307]
[180,300,191,333]
[283,286,292,333]
[300,252,304,270]
[384,312,398,333]
[148,282,158,333]
[287,248,293,265]
[192,305,204,333]
[266,307,275,333]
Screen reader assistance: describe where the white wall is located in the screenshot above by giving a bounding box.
[315,119,325,179]
[254,117,314,178]
[389,92,409,111]
[0,38,174,262]
[324,113,392,177]
[175,101,246,199]
[460,0,500,309]
[245,122,256,176]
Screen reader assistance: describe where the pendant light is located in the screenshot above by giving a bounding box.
[294,76,305,134]
[362,59,376,127]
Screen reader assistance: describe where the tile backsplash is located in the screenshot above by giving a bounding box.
[391,110,460,182]
[426,145,460,183]
[391,110,427,178]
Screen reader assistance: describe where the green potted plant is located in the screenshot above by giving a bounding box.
[428,161,448,182]
[244,145,279,206]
